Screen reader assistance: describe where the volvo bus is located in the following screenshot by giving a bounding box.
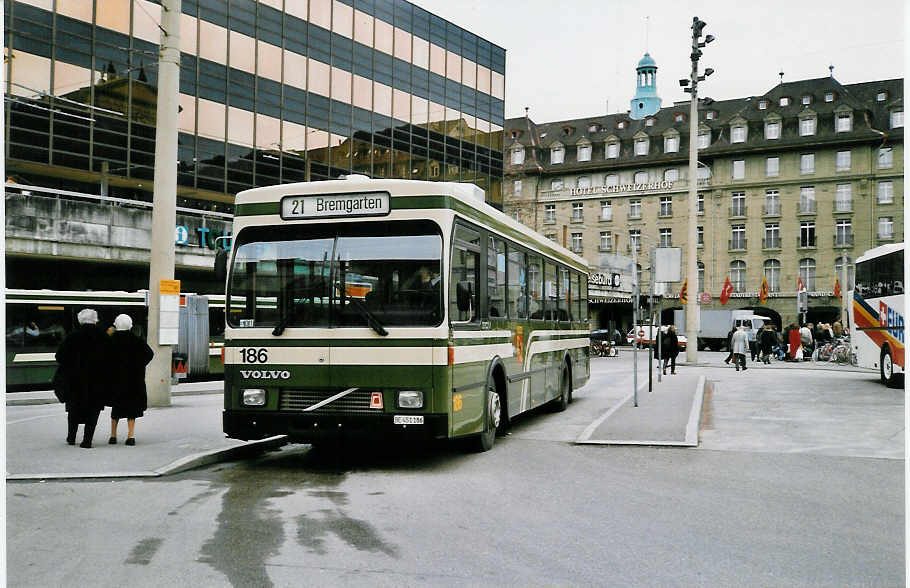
[218,176,590,451]
[850,243,905,387]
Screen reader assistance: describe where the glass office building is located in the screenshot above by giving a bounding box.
[4,0,506,210]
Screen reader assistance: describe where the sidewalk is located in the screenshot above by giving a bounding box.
[6,382,286,480]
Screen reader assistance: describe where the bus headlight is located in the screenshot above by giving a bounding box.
[398,390,423,409]
[242,389,266,406]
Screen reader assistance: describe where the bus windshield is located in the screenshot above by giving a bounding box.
[228,220,443,330]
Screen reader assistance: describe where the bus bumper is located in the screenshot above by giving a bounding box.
[223,410,449,443]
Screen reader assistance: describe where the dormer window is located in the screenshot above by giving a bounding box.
[758,100,768,110]
[731,125,747,143]
[606,141,619,158]
[510,130,521,139]
[824,92,835,102]
[799,113,817,136]
[645,118,655,126]
[780,96,791,107]
[634,136,649,156]
[705,111,716,120]
[562,126,573,136]
[835,111,852,133]
[588,123,600,133]
[877,91,888,102]
[765,120,781,140]
[577,143,592,162]
[550,145,565,164]
[891,109,903,128]
[664,135,679,153]
[697,131,710,149]
[675,113,685,123]
[617,120,626,129]
[801,95,812,105]
[510,147,525,165]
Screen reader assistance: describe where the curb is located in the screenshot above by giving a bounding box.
[5,435,288,481]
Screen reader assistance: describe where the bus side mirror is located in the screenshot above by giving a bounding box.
[215,249,228,283]
[456,281,473,312]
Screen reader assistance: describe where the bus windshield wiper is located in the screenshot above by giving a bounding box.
[348,299,388,336]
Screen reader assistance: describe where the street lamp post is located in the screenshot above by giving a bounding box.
[680,16,714,364]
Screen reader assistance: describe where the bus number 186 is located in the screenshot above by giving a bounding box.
[240,348,269,363]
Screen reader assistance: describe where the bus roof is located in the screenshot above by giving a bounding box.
[856,242,904,264]
[235,176,589,271]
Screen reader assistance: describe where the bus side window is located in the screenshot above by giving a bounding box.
[580,274,588,322]
[571,272,581,322]
[528,255,543,319]
[558,266,571,321]
[451,223,480,323]
[487,236,506,319]
[507,245,527,319]
[544,262,557,320]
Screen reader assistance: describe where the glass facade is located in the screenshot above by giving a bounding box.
[4,0,506,208]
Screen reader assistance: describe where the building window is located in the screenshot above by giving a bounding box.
[698,261,706,292]
[588,124,600,133]
[551,145,565,164]
[513,180,522,194]
[765,121,781,139]
[799,187,816,213]
[606,142,619,158]
[835,150,851,171]
[697,132,710,149]
[675,113,685,123]
[732,160,745,179]
[571,202,584,222]
[645,118,655,126]
[664,168,679,182]
[758,100,768,110]
[765,190,780,215]
[800,221,816,248]
[877,91,888,102]
[730,260,746,291]
[634,137,649,155]
[706,111,716,120]
[877,181,894,204]
[617,121,626,129]
[629,200,642,219]
[659,228,672,247]
[780,96,791,107]
[659,196,672,217]
[578,144,592,161]
[730,225,746,250]
[629,229,641,251]
[571,232,583,252]
[835,219,852,246]
[764,259,781,292]
[764,223,780,249]
[835,184,852,212]
[697,226,704,246]
[634,171,648,184]
[551,178,564,190]
[664,136,679,153]
[697,194,704,214]
[800,153,815,174]
[891,110,904,129]
[600,231,612,251]
[835,256,855,290]
[799,117,817,136]
[878,147,893,168]
[511,148,525,165]
[600,200,613,220]
[577,176,592,189]
[731,192,746,216]
[825,92,835,102]
[766,156,780,177]
[836,112,852,132]
[731,125,746,143]
[544,204,556,223]
[878,216,894,240]
[802,95,812,105]
[697,165,711,181]
[799,258,816,290]
[605,173,619,186]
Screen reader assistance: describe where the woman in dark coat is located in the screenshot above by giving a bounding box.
[56,308,110,448]
[107,314,154,446]
[661,326,680,375]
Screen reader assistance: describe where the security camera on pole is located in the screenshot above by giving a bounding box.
[679,16,714,364]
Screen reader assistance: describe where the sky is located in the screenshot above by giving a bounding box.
[412,0,906,123]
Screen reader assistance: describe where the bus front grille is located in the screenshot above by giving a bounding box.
[280,389,376,413]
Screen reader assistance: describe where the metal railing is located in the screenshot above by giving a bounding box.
[763,204,781,216]
[763,237,781,249]
[833,234,854,247]
[797,237,817,248]
[729,205,747,217]
[728,238,747,250]
[798,201,817,214]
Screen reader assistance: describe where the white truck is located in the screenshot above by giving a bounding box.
[673,309,767,351]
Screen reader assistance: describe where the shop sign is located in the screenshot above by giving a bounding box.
[569,180,675,197]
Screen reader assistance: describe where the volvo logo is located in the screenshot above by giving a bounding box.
[240,370,291,380]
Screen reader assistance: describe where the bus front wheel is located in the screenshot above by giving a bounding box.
[471,381,501,452]
[881,348,903,388]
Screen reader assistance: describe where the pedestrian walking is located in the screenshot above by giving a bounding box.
[731,325,749,371]
[759,324,776,364]
[723,327,736,364]
[107,314,154,446]
[661,325,680,375]
[55,309,110,448]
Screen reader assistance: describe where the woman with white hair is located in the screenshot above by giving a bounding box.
[107,314,154,445]
[55,308,111,448]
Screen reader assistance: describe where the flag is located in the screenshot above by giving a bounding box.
[678,279,688,304]
[797,276,806,293]
[720,276,733,305]
[759,275,769,304]
[834,275,841,298]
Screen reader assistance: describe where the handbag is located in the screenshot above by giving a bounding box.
[52,366,68,403]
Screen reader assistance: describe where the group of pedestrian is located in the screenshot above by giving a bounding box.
[722,320,846,371]
[55,309,154,448]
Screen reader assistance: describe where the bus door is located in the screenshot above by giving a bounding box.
[450,222,484,436]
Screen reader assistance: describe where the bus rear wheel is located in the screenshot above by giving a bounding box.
[471,382,501,452]
[881,349,903,388]
[551,365,571,412]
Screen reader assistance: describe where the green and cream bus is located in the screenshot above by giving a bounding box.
[219,176,590,451]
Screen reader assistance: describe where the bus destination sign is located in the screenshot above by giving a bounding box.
[281,192,391,220]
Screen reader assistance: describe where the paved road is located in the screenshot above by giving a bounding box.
[7,354,904,587]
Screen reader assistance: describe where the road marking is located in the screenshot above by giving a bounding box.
[8,413,61,425]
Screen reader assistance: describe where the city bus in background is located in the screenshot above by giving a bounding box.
[850,243,905,387]
[218,176,590,452]
[6,289,225,389]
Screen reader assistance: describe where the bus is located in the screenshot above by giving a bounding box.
[219,176,591,452]
[850,243,905,387]
[6,289,225,389]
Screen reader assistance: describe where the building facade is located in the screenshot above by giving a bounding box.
[505,71,903,332]
[4,0,506,291]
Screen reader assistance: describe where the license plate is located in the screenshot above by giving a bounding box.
[393,415,424,425]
